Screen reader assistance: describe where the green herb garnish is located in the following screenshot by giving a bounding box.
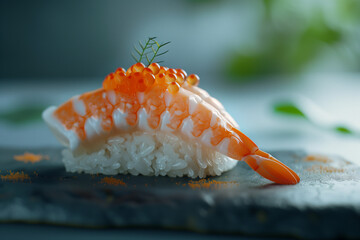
[132,37,170,66]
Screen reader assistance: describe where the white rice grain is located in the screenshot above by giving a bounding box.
[62,131,238,178]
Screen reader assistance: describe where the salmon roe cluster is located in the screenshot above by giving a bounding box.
[102,62,199,94]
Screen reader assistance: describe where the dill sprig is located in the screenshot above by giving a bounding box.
[132,37,170,66]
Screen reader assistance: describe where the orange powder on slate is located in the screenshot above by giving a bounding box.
[1,171,31,182]
[304,154,332,164]
[307,165,345,173]
[13,152,49,163]
[185,179,238,189]
[100,177,126,186]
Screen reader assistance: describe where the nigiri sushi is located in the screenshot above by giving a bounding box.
[43,61,300,184]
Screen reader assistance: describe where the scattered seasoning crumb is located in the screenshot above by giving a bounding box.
[304,154,332,163]
[307,165,345,173]
[185,179,238,189]
[1,171,31,182]
[100,177,126,186]
[13,152,49,163]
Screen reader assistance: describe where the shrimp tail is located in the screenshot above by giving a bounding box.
[243,150,300,185]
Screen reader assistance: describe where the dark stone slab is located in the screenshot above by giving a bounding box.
[0,148,359,239]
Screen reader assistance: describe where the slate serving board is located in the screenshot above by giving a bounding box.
[0,148,360,239]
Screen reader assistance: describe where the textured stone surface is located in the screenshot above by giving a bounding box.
[0,148,360,239]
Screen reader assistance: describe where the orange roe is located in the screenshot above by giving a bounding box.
[102,62,200,95]
[100,177,127,186]
[156,73,166,84]
[165,73,177,84]
[142,67,153,75]
[115,67,126,74]
[1,171,31,182]
[158,66,168,75]
[186,74,200,86]
[175,72,185,85]
[114,72,126,89]
[132,62,145,72]
[167,81,180,94]
[126,67,132,76]
[14,152,49,163]
[176,68,187,78]
[166,68,177,74]
[103,73,114,90]
[149,63,160,74]
[144,73,155,86]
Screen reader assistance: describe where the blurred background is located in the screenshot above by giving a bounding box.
[1,0,360,162]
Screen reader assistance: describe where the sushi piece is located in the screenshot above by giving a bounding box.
[43,62,300,184]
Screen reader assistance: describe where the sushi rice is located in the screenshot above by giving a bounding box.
[62,131,237,178]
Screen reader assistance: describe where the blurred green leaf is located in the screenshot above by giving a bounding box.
[226,54,263,79]
[225,0,351,79]
[273,102,306,118]
[0,105,45,125]
[274,101,356,135]
[334,126,353,134]
[308,16,341,44]
[338,0,360,23]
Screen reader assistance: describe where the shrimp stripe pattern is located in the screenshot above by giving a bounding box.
[43,62,300,185]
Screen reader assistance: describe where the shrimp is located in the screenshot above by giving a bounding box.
[43,62,300,185]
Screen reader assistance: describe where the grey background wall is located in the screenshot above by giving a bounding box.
[0,0,254,80]
[2,0,359,83]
